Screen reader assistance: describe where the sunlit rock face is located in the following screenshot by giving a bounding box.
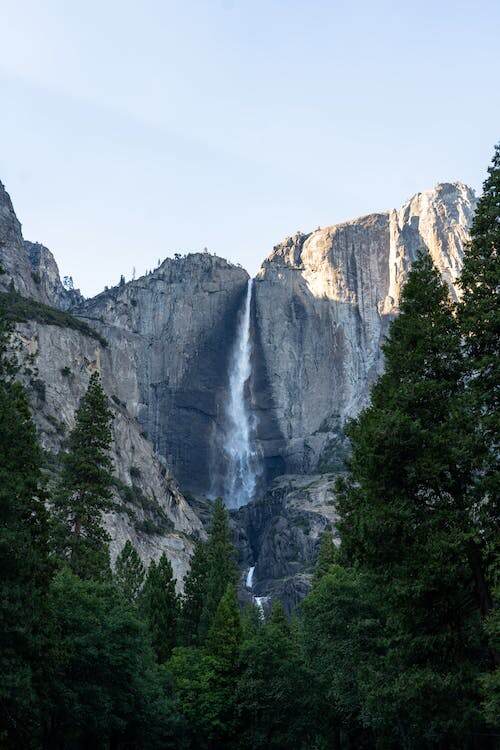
[251,182,476,476]
[0,182,83,308]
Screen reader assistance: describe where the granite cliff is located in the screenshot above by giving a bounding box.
[0,178,476,603]
[250,182,475,476]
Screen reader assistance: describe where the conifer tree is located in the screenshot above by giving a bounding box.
[459,143,500,422]
[142,554,179,663]
[114,540,145,604]
[180,538,208,645]
[0,307,50,747]
[458,144,500,627]
[336,252,488,744]
[236,597,312,749]
[53,371,114,580]
[206,583,242,669]
[313,529,339,583]
[199,498,237,639]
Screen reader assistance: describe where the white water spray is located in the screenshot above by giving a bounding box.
[246,566,255,589]
[223,279,259,508]
[245,566,269,620]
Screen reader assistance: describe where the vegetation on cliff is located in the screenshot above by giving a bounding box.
[0,145,498,749]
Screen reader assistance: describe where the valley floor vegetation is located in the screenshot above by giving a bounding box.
[0,145,499,749]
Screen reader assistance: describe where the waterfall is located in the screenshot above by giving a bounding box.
[223,279,259,508]
[245,565,269,620]
[246,565,255,589]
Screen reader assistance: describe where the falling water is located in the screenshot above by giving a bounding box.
[223,279,258,508]
[245,565,269,620]
[246,566,255,589]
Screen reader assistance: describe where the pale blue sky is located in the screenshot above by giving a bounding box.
[1,0,499,296]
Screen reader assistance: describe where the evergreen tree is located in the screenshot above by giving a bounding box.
[53,371,115,580]
[336,253,488,746]
[458,144,500,629]
[236,599,313,749]
[180,538,208,646]
[459,143,500,424]
[301,565,381,748]
[142,554,179,663]
[44,568,182,749]
[313,528,339,583]
[115,540,145,604]
[0,306,50,748]
[199,498,237,639]
[206,583,242,669]
[240,601,262,640]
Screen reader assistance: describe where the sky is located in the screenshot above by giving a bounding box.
[0,1,499,297]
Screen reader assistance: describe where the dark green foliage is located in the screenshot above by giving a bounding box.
[115,540,145,604]
[113,477,174,535]
[181,538,208,646]
[170,585,242,749]
[168,647,226,750]
[458,144,500,635]
[235,601,313,750]
[44,568,182,749]
[206,584,242,668]
[313,528,339,582]
[480,584,500,726]
[52,372,115,580]
[302,565,383,747]
[142,554,179,663]
[240,601,262,640]
[335,252,492,745]
[459,143,500,416]
[0,309,51,748]
[199,498,237,638]
[0,290,108,347]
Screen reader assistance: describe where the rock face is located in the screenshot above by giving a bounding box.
[232,474,339,614]
[0,177,477,605]
[251,182,476,476]
[12,319,204,587]
[0,182,83,309]
[75,254,249,496]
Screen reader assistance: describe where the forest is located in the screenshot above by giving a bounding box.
[0,145,498,750]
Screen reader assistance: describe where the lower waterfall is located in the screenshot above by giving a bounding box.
[222,278,259,508]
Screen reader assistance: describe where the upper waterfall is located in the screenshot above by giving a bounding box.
[222,278,259,508]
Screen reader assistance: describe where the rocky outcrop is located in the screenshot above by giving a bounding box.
[232,474,339,614]
[13,319,204,586]
[0,176,478,603]
[74,254,249,496]
[251,182,476,476]
[0,183,83,309]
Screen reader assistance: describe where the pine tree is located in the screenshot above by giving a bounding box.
[53,371,114,580]
[459,143,500,421]
[199,498,237,639]
[142,554,179,663]
[206,583,242,669]
[180,538,208,645]
[44,568,183,749]
[313,529,339,583]
[458,144,500,628]
[236,596,312,749]
[205,584,242,747]
[114,540,145,604]
[336,253,488,745]
[0,306,50,747]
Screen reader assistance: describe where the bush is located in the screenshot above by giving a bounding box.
[0,290,108,347]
